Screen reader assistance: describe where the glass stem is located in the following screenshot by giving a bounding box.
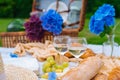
[59,54,62,64]
[58,53,64,65]
[76,58,79,66]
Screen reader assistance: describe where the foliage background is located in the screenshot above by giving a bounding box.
[0,0,120,45]
[0,0,120,18]
[87,0,120,18]
[0,0,32,18]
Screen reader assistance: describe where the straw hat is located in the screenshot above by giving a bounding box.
[4,65,38,80]
[0,53,38,80]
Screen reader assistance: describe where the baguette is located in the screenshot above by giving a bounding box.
[61,56,103,80]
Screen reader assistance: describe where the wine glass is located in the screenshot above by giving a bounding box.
[68,37,87,66]
[53,35,70,64]
[53,35,70,56]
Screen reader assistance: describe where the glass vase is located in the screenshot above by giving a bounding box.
[103,34,119,57]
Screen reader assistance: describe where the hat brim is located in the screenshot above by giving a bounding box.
[4,65,38,80]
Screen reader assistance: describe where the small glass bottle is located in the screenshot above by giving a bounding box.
[103,34,119,57]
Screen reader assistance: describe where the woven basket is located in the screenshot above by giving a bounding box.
[32,0,87,31]
[0,29,78,47]
[0,0,87,48]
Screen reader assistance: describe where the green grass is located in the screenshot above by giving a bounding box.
[79,18,120,45]
[0,18,14,32]
[0,18,120,45]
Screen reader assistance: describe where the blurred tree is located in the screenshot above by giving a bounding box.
[0,0,14,18]
[0,0,120,18]
[87,0,120,18]
[12,0,32,18]
[0,0,32,18]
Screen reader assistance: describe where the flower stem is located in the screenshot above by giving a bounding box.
[107,34,114,57]
[112,22,120,33]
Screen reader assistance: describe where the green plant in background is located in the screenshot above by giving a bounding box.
[7,19,25,32]
[0,0,14,18]
[0,0,32,18]
[0,0,120,18]
[86,0,120,18]
[0,18,120,45]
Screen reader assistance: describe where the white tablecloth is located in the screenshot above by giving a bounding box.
[0,47,39,71]
[0,44,120,70]
[87,44,120,57]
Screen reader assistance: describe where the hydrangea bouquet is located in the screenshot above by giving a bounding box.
[89,4,120,57]
[24,9,63,41]
[89,4,115,37]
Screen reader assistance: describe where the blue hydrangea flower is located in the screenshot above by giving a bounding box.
[95,4,115,20]
[104,16,115,27]
[48,72,57,80]
[89,15,104,34]
[40,9,63,35]
[10,53,18,58]
[89,4,115,35]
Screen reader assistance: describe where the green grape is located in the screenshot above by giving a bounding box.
[52,64,57,69]
[49,59,56,65]
[43,62,51,68]
[41,73,48,79]
[46,67,52,72]
[62,62,69,68]
[55,69,63,73]
[42,66,46,73]
[42,56,69,74]
[52,67,56,72]
[46,56,54,62]
[42,62,51,73]
[56,65,64,70]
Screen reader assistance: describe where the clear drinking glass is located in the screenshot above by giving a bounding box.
[68,37,87,66]
[53,35,70,64]
[53,35,70,56]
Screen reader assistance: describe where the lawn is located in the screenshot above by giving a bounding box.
[0,18,120,45]
[0,19,15,32]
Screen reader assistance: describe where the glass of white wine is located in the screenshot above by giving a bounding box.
[53,35,70,56]
[53,35,70,64]
[68,37,87,66]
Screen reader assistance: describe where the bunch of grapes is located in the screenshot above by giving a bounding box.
[41,56,69,79]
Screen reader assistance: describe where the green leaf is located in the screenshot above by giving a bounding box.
[7,19,25,32]
[104,26,113,35]
[100,32,105,38]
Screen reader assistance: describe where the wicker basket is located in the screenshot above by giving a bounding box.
[32,0,87,31]
[0,0,87,48]
[0,29,79,47]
